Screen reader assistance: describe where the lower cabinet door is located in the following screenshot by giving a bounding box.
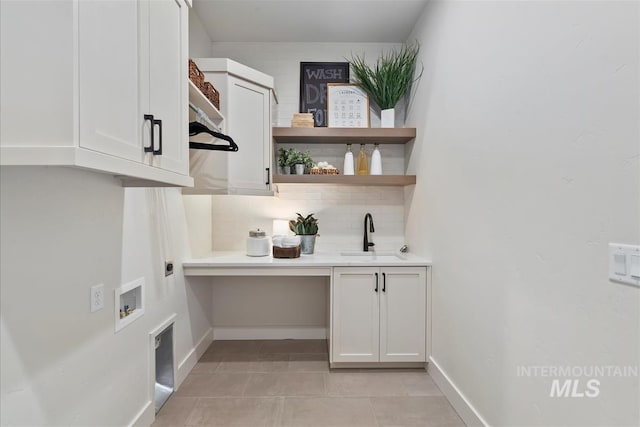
[379,267,426,362]
[332,267,380,362]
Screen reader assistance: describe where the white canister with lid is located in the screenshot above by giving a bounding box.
[246,229,271,257]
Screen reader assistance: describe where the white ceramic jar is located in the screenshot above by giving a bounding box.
[246,229,271,256]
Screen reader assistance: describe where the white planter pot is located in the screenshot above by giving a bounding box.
[295,164,305,175]
[380,108,395,128]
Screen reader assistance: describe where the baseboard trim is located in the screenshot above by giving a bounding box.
[177,327,214,387]
[428,356,489,427]
[128,399,153,427]
[212,326,327,340]
[331,361,426,369]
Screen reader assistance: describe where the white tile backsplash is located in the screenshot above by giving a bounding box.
[211,185,405,253]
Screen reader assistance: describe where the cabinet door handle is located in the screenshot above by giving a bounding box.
[152,119,163,155]
[374,272,379,292]
[265,167,270,185]
[382,272,386,292]
[143,114,154,153]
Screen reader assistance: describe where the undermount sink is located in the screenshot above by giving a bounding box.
[339,252,406,261]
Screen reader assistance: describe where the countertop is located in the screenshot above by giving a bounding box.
[183,251,431,276]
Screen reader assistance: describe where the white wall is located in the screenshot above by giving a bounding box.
[188,7,212,58]
[0,168,213,426]
[406,1,640,426]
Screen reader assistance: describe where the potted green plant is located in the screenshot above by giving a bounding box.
[301,150,315,173]
[278,147,294,174]
[289,212,319,254]
[348,41,422,128]
[287,149,310,175]
[287,150,303,174]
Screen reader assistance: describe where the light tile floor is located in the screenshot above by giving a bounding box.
[153,340,466,427]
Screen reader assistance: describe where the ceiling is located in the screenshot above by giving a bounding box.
[192,0,429,43]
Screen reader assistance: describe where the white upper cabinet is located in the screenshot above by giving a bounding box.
[78,0,143,164]
[146,0,189,175]
[0,0,192,187]
[185,58,274,195]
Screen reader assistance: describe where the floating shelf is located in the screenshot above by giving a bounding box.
[188,80,225,124]
[273,174,416,186]
[272,127,416,144]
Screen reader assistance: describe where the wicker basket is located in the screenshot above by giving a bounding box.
[310,168,339,175]
[273,245,301,259]
[201,82,220,110]
[188,59,204,88]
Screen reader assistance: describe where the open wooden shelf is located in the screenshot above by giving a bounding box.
[272,127,416,144]
[188,80,225,123]
[273,174,416,186]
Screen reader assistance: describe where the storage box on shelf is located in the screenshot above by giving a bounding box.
[189,58,221,110]
[272,127,417,186]
[0,0,192,187]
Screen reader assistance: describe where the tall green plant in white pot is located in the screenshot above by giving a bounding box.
[349,42,422,128]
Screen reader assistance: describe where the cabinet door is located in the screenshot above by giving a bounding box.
[78,0,144,162]
[332,267,380,362]
[379,267,426,362]
[147,0,188,175]
[227,77,271,192]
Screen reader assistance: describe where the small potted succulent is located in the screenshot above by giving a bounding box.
[289,212,319,254]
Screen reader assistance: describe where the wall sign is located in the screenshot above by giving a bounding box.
[299,62,350,127]
[327,84,370,128]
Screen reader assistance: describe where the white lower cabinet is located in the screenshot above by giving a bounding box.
[332,266,426,363]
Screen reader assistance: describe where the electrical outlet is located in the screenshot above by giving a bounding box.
[90,284,104,312]
[165,261,174,277]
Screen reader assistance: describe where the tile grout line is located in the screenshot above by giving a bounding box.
[367,396,382,427]
[182,396,201,427]
[273,396,285,427]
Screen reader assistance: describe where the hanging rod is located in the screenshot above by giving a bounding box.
[189,102,220,131]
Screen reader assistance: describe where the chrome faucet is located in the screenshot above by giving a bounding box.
[363,213,375,252]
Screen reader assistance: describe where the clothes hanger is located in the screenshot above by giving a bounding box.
[188,122,239,152]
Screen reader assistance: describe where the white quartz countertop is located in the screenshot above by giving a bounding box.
[183,251,431,276]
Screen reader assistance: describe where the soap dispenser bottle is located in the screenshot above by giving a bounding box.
[343,144,354,175]
[371,144,382,175]
[356,144,369,175]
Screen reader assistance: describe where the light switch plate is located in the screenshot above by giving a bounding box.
[609,243,640,287]
[630,254,640,279]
